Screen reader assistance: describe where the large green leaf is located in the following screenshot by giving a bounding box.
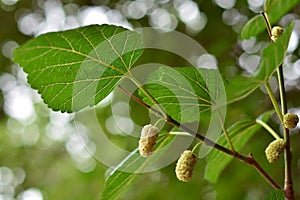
[100,134,182,200]
[204,110,274,183]
[140,67,226,123]
[241,0,299,39]
[13,25,143,112]
[227,22,293,104]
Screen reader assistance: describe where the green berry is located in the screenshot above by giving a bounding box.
[138,124,159,157]
[265,139,286,163]
[175,150,198,182]
[283,113,299,129]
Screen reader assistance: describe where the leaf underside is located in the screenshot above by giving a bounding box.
[13,25,143,113]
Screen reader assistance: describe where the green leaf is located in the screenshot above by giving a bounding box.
[241,0,299,39]
[226,75,262,104]
[264,190,285,200]
[100,134,180,200]
[227,22,293,104]
[264,0,279,12]
[13,25,143,112]
[100,148,141,200]
[204,110,274,183]
[140,67,226,123]
[241,15,264,40]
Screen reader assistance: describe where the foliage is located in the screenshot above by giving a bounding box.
[227,22,294,103]
[13,25,143,112]
[241,0,299,39]
[4,0,300,199]
[205,110,275,183]
[100,134,175,199]
[264,190,285,200]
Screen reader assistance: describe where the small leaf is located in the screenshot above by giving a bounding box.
[264,190,285,200]
[140,67,226,123]
[241,0,299,39]
[204,111,274,183]
[13,25,143,112]
[100,134,178,200]
[241,15,264,40]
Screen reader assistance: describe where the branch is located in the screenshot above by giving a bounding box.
[261,12,294,199]
[277,66,294,199]
[118,84,281,190]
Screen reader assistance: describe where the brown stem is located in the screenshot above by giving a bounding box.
[118,85,163,117]
[283,128,294,199]
[278,67,294,200]
[118,84,281,190]
[167,117,281,190]
[261,12,272,39]
[261,12,294,199]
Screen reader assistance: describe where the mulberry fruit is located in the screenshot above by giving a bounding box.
[138,124,159,157]
[175,150,198,182]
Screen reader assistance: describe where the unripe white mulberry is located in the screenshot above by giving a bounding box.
[283,113,299,129]
[265,139,286,163]
[175,150,198,182]
[138,124,159,157]
[271,26,284,42]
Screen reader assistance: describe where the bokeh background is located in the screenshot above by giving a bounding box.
[0,0,300,199]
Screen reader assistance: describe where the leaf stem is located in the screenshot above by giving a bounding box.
[192,142,202,153]
[168,132,193,136]
[261,12,272,39]
[127,75,169,120]
[256,119,281,140]
[264,82,283,122]
[117,85,163,117]
[217,109,235,152]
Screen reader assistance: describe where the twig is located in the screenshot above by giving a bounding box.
[261,12,272,39]
[277,66,294,199]
[118,84,281,190]
[117,85,163,117]
[261,12,294,199]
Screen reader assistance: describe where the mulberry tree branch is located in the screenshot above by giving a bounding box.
[117,84,281,190]
[261,11,294,199]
